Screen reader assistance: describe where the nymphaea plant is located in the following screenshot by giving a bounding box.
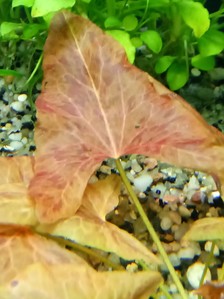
[0,10,224,299]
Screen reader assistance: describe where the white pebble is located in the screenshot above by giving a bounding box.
[204,241,219,256]
[18,94,27,102]
[178,206,191,218]
[10,101,24,112]
[131,159,142,173]
[21,137,28,145]
[188,175,200,190]
[160,217,173,231]
[169,253,181,267]
[186,262,211,289]
[133,174,153,192]
[178,247,195,260]
[9,132,22,141]
[9,141,23,150]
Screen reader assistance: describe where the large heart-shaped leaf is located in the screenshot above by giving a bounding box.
[29,11,224,223]
[38,175,160,264]
[0,225,162,299]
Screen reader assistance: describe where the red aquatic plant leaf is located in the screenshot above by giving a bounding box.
[0,224,162,299]
[29,11,224,223]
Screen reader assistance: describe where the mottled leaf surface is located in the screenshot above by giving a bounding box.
[38,175,160,264]
[183,217,224,241]
[0,157,36,225]
[194,281,224,299]
[0,225,162,299]
[30,11,224,223]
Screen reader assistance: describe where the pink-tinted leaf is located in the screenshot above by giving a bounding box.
[0,225,162,299]
[30,11,224,223]
[38,175,160,264]
[0,157,36,225]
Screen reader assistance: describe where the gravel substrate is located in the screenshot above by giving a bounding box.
[1,62,224,297]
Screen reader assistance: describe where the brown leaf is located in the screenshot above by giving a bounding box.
[195,281,224,299]
[29,11,224,223]
[0,157,36,225]
[37,175,160,264]
[0,225,162,299]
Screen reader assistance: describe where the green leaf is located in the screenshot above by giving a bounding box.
[155,56,176,74]
[130,37,143,48]
[31,0,76,17]
[198,29,224,56]
[178,1,210,38]
[191,54,215,71]
[166,60,189,90]
[104,17,121,29]
[0,69,24,77]
[122,15,138,31]
[12,0,34,7]
[140,30,162,54]
[106,30,135,63]
[22,23,46,39]
[0,22,23,38]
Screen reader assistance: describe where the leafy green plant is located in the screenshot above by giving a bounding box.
[1,0,224,92]
[1,10,224,299]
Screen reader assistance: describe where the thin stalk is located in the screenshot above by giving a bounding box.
[38,231,125,271]
[199,241,215,286]
[115,158,188,299]
[23,53,43,88]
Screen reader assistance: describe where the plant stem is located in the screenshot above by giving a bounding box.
[115,158,188,299]
[199,241,215,286]
[38,231,125,271]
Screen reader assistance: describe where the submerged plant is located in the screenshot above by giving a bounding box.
[0,10,224,299]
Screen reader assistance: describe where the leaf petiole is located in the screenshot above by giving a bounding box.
[115,158,188,299]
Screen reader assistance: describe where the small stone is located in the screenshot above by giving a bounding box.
[18,94,27,102]
[133,174,153,192]
[191,190,206,203]
[131,159,142,173]
[88,175,98,184]
[144,157,158,170]
[186,262,211,289]
[208,191,221,203]
[160,216,173,231]
[169,253,181,267]
[126,262,138,273]
[10,101,24,112]
[99,165,111,175]
[168,211,182,225]
[174,223,189,241]
[206,207,219,217]
[9,140,23,150]
[8,132,22,141]
[178,247,195,260]
[163,193,180,204]
[188,175,200,190]
[178,205,191,218]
